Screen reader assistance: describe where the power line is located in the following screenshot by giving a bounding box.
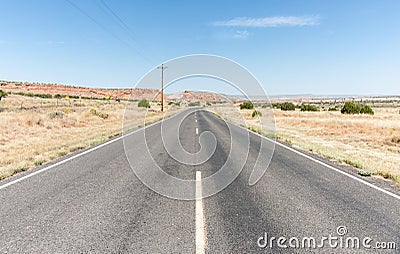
[99,0,140,41]
[96,0,155,65]
[65,0,155,65]
[65,0,130,48]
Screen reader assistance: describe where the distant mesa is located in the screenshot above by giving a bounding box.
[0,81,223,102]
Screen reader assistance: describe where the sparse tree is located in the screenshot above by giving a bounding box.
[300,104,319,112]
[0,90,7,101]
[280,102,296,111]
[54,94,62,106]
[252,110,262,117]
[138,99,150,108]
[239,101,254,110]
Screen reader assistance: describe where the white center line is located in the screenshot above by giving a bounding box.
[196,127,198,135]
[195,171,206,254]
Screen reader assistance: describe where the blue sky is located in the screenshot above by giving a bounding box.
[1,0,399,95]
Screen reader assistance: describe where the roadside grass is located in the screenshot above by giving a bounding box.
[209,104,400,189]
[0,95,182,181]
[57,150,68,157]
[0,163,29,180]
[342,158,362,169]
[34,158,46,166]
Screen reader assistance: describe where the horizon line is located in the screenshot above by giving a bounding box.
[1,79,399,98]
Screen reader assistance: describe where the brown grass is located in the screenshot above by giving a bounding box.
[0,95,181,180]
[210,104,400,188]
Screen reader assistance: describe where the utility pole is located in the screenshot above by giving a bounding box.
[157,64,168,112]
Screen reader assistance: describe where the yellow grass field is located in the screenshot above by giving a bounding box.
[0,95,181,180]
[2,95,400,189]
[210,103,400,188]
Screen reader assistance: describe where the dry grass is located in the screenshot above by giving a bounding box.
[0,95,181,180]
[210,104,400,188]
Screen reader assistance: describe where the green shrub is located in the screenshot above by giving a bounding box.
[328,107,338,111]
[341,102,374,115]
[36,93,52,99]
[0,90,7,101]
[239,101,254,110]
[14,92,52,99]
[341,102,361,114]
[188,101,200,107]
[167,101,181,106]
[300,104,319,112]
[252,110,262,117]
[280,102,296,111]
[14,92,27,96]
[271,103,281,109]
[360,105,374,115]
[138,99,150,108]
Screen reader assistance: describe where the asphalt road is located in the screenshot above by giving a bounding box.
[1,109,399,253]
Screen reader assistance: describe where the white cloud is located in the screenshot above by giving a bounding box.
[213,15,320,27]
[35,41,65,45]
[233,30,250,39]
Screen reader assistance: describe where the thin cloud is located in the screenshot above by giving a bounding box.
[35,41,65,45]
[213,15,320,27]
[233,30,250,39]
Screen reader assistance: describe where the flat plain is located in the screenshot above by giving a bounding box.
[2,94,400,189]
[210,102,400,188]
[0,95,180,180]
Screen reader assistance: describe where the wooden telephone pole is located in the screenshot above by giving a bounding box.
[157,64,168,112]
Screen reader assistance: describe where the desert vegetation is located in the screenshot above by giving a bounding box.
[272,102,296,111]
[239,101,254,110]
[138,99,151,108]
[300,104,319,112]
[341,101,374,115]
[0,90,7,101]
[188,101,201,107]
[0,94,181,180]
[252,110,262,117]
[210,99,400,188]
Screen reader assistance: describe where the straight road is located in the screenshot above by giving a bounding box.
[0,109,399,253]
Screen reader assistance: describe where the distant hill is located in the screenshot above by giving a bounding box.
[0,81,223,102]
[168,90,222,102]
